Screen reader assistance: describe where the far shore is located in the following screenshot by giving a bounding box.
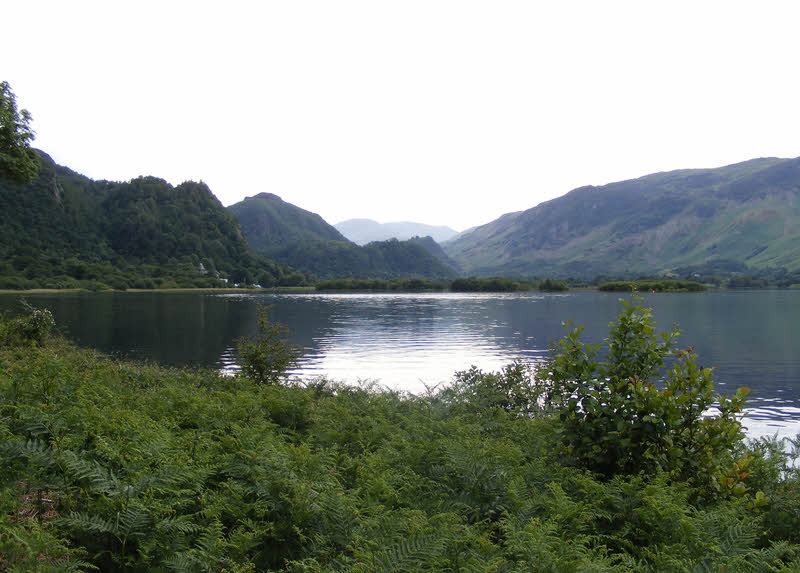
[0,286,317,295]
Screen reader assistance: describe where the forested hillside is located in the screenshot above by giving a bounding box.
[445,157,800,279]
[0,152,308,289]
[229,193,458,280]
[266,238,459,280]
[228,192,348,251]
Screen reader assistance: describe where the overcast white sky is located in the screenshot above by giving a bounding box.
[4,1,800,231]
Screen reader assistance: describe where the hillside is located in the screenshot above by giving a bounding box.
[335,218,459,245]
[406,235,462,271]
[444,157,800,278]
[228,194,458,280]
[0,152,307,289]
[228,192,348,251]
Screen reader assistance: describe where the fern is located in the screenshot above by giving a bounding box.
[58,511,118,535]
[370,532,447,572]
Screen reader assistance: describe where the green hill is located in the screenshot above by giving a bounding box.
[228,193,458,280]
[406,235,462,271]
[228,192,348,251]
[0,152,307,289]
[444,157,800,278]
[266,238,458,280]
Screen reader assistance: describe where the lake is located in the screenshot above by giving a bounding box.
[1,290,798,439]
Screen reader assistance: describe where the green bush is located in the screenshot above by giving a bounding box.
[442,361,555,417]
[237,305,301,385]
[0,302,55,347]
[548,297,748,497]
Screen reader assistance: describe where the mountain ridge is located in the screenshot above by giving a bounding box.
[443,156,800,278]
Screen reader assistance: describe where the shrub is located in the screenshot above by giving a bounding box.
[0,301,55,347]
[237,305,301,385]
[442,361,556,417]
[547,297,748,497]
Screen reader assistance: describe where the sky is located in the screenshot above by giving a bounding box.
[4,1,800,232]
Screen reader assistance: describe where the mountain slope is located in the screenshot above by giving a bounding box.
[0,152,305,288]
[444,157,800,277]
[266,238,459,280]
[406,235,461,271]
[228,193,348,251]
[335,218,459,245]
[228,195,458,279]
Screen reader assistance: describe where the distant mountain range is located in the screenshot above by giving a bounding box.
[335,218,459,245]
[227,194,458,280]
[4,150,800,289]
[443,157,800,278]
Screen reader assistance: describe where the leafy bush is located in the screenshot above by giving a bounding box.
[0,301,55,347]
[548,297,748,496]
[237,305,301,385]
[442,361,556,417]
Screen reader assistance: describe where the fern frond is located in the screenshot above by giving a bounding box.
[118,505,152,538]
[58,511,119,535]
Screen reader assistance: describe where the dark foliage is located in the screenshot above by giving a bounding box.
[0,81,39,183]
[450,277,525,292]
[0,153,311,289]
[598,279,706,292]
[267,238,458,280]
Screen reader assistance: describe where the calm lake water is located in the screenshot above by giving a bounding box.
[1,290,798,439]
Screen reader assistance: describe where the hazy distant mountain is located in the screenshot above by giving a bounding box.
[229,195,457,280]
[335,218,459,245]
[444,157,800,278]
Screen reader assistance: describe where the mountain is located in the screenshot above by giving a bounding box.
[266,238,458,280]
[228,192,348,251]
[444,157,800,278]
[0,152,307,289]
[406,235,461,271]
[228,195,457,280]
[335,218,459,245]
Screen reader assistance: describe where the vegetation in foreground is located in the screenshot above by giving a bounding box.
[3,301,800,571]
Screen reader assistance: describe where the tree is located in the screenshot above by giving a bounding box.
[0,81,39,182]
[237,305,301,384]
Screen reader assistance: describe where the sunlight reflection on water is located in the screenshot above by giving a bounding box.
[212,290,800,441]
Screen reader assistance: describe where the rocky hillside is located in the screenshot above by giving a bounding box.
[444,157,800,278]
